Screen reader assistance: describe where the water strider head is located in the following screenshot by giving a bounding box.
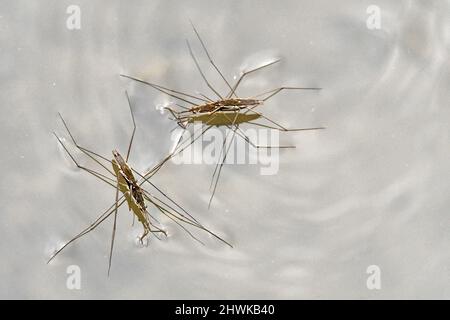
[112,150,135,181]
[112,149,124,166]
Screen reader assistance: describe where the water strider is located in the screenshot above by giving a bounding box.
[49,92,232,275]
[121,22,325,208]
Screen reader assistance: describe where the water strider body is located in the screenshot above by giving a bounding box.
[111,150,165,242]
[167,98,262,127]
[190,98,261,113]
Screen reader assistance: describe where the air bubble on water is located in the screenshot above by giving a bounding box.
[133,237,144,248]
[132,233,152,248]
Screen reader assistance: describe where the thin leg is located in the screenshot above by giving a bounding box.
[145,190,232,248]
[170,124,180,133]
[54,132,117,188]
[140,206,167,237]
[58,113,116,177]
[208,112,240,208]
[120,74,202,105]
[186,39,223,100]
[254,86,322,102]
[209,110,242,189]
[190,21,234,94]
[107,184,120,276]
[243,107,325,132]
[143,207,160,225]
[144,209,167,234]
[198,93,214,102]
[140,126,192,181]
[165,107,182,123]
[247,121,326,132]
[146,219,167,236]
[215,111,296,148]
[141,182,207,234]
[230,124,295,149]
[209,126,238,209]
[146,196,205,246]
[145,191,199,228]
[125,91,136,162]
[226,59,281,99]
[138,174,201,225]
[141,152,173,180]
[210,128,229,190]
[47,197,127,263]
[172,124,213,161]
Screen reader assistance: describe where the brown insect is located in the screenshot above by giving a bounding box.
[121,23,324,208]
[49,92,232,275]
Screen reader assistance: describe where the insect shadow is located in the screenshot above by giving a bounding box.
[121,22,325,208]
[49,92,232,276]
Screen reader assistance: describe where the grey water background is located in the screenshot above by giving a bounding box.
[1,0,449,299]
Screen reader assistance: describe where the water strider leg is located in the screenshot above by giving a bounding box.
[229,124,296,149]
[247,120,326,132]
[58,113,116,177]
[47,197,127,264]
[125,91,136,162]
[254,86,322,102]
[208,112,240,209]
[107,184,120,276]
[242,106,325,132]
[226,59,281,99]
[120,74,208,105]
[145,190,232,248]
[186,39,223,100]
[54,132,116,188]
[189,21,234,94]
